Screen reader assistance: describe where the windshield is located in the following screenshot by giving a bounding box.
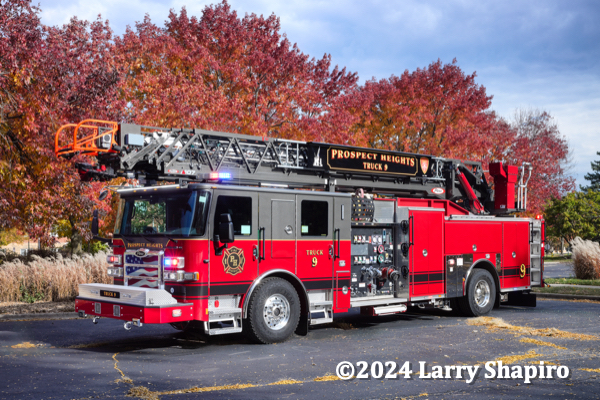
[115,190,211,237]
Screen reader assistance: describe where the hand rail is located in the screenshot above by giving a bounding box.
[54,119,119,157]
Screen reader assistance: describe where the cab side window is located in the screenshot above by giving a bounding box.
[300,200,328,236]
[214,196,252,236]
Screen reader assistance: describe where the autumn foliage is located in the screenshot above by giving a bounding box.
[0,0,574,245]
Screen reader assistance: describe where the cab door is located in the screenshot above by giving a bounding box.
[209,191,258,296]
[296,194,333,291]
[257,192,296,276]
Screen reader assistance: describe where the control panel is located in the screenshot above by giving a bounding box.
[350,226,397,297]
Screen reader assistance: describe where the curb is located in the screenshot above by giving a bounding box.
[535,293,600,301]
[0,312,79,321]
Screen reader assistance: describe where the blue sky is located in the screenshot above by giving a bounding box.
[36,0,600,188]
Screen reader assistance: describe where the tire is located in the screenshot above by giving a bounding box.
[457,269,496,317]
[245,277,300,344]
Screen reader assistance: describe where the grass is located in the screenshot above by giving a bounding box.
[533,286,600,296]
[545,278,600,286]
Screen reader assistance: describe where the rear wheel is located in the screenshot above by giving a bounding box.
[245,277,300,344]
[457,269,496,317]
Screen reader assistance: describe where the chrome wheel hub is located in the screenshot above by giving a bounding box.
[263,294,290,331]
[474,280,491,308]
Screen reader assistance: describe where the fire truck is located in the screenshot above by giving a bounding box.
[55,119,544,344]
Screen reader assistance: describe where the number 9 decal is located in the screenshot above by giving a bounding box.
[520,264,526,278]
[312,257,318,267]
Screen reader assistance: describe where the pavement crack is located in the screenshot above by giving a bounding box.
[113,352,133,384]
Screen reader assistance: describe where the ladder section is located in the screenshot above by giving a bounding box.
[530,220,543,286]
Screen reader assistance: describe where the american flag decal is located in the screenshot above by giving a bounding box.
[124,253,160,288]
[125,255,159,265]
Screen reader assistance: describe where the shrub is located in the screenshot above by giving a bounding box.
[570,237,600,280]
[0,252,111,302]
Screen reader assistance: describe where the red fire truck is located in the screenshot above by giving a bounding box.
[55,119,544,343]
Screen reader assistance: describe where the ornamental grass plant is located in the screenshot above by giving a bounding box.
[0,252,110,303]
[570,237,600,280]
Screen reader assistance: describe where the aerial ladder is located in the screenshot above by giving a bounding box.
[55,119,530,215]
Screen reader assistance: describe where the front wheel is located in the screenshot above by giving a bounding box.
[457,269,496,317]
[245,277,300,344]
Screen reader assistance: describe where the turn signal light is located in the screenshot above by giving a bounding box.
[107,255,122,264]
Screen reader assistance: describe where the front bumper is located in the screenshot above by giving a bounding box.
[75,283,193,324]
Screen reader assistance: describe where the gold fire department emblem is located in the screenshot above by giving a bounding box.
[420,157,429,174]
[223,246,245,276]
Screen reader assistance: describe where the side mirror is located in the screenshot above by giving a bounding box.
[99,190,109,201]
[219,213,235,243]
[91,210,99,236]
[91,209,111,244]
[214,213,234,255]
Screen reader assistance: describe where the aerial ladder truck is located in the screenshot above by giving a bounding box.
[55,119,544,343]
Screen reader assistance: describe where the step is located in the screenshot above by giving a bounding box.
[310,301,333,308]
[310,317,333,325]
[207,326,243,336]
[208,307,242,316]
[373,304,407,315]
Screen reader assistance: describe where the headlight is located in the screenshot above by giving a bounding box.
[107,267,123,277]
[164,271,198,282]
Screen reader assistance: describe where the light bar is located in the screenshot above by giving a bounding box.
[164,257,185,269]
[106,255,122,264]
[207,172,232,180]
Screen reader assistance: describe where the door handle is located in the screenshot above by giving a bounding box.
[409,215,414,247]
[259,227,265,261]
[334,228,340,260]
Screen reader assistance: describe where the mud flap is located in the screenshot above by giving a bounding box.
[295,311,309,336]
[505,291,537,307]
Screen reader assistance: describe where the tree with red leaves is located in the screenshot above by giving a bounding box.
[0,0,120,248]
[116,2,363,144]
[354,60,573,216]
[507,108,575,215]
[357,59,494,159]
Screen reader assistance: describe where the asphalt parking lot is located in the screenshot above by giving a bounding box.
[1,297,599,400]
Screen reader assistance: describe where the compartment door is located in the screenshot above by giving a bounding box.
[409,210,445,298]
